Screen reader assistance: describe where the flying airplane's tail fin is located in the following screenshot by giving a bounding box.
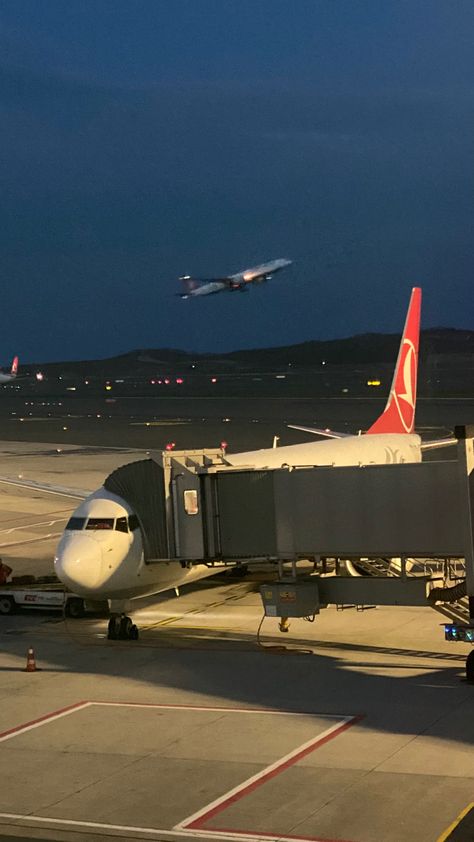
[366,287,421,435]
[10,356,18,377]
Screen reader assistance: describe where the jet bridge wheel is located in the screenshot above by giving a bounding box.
[466,650,474,684]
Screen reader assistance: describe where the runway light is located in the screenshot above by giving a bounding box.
[105,383,112,391]
[164,378,170,385]
[176,378,184,384]
[367,380,381,387]
[35,371,44,381]
[211,377,217,383]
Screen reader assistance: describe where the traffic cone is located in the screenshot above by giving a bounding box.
[23,647,38,672]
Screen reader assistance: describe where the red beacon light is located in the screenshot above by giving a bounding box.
[165,442,176,451]
[220,440,228,451]
[176,377,184,385]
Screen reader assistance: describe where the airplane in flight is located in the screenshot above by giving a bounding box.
[0,356,18,385]
[0,287,456,639]
[178,258,292,298]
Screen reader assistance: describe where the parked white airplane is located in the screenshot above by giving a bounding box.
[0,287,455,639]
[0,356,18,385]
[179,258,292,298]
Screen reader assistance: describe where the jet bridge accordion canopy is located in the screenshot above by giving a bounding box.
[104,459,168,560]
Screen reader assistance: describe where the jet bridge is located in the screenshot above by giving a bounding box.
[102,430,474,676]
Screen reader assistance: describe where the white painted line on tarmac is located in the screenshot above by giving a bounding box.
[0,813,330,842]
[0,702,358,842]
[90,700,346,717]
[0,531,62,548]
[0,701,92,743]
[176,715,359,831]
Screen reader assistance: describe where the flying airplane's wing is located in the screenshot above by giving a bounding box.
[287,424,350,439]
[420,438,457,451]
[0,476,90,499]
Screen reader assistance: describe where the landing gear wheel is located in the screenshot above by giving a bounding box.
[107,615,121,640]
[119,616,133,639]
[466,650,474,684]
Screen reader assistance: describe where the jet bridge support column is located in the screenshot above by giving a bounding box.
[455,426,474,681]
[456,427,474,616]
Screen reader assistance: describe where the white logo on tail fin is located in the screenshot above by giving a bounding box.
[391,338,417,432]
[399,339,416,407]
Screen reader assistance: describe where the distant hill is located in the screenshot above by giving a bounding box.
[26,327,474,374]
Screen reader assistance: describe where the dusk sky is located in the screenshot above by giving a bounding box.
[1,0,473,361]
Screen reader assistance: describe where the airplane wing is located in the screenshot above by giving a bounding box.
[420,438,457,451]
[0,476,90,499]
[288,426,458,450]
[287,424,350,439]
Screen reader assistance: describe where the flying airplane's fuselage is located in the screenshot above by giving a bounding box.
[179,258,292,297]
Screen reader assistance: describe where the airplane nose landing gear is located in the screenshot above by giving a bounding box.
[107,614,139,640]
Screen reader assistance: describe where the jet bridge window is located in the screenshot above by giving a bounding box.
[86,518,114,530]
[66,517,86,530]
[183,489,199,515]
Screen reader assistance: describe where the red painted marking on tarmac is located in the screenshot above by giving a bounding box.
[204,829,355,842]
[0,701,90,742]
[186,715,363,833]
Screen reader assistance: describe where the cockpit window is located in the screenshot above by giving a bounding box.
[115,516,128,533]
[66,517,86,530]
[128,514,140,531]
[86,518,114,530]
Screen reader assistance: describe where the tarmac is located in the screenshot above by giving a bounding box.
[1,441,474,842]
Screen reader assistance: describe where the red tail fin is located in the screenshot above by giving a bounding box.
[11,356,18,377]
[366,287,421,435]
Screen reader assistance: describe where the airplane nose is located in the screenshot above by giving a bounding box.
[55,535,104,593]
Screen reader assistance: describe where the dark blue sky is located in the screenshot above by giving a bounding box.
[1,0,473,361]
